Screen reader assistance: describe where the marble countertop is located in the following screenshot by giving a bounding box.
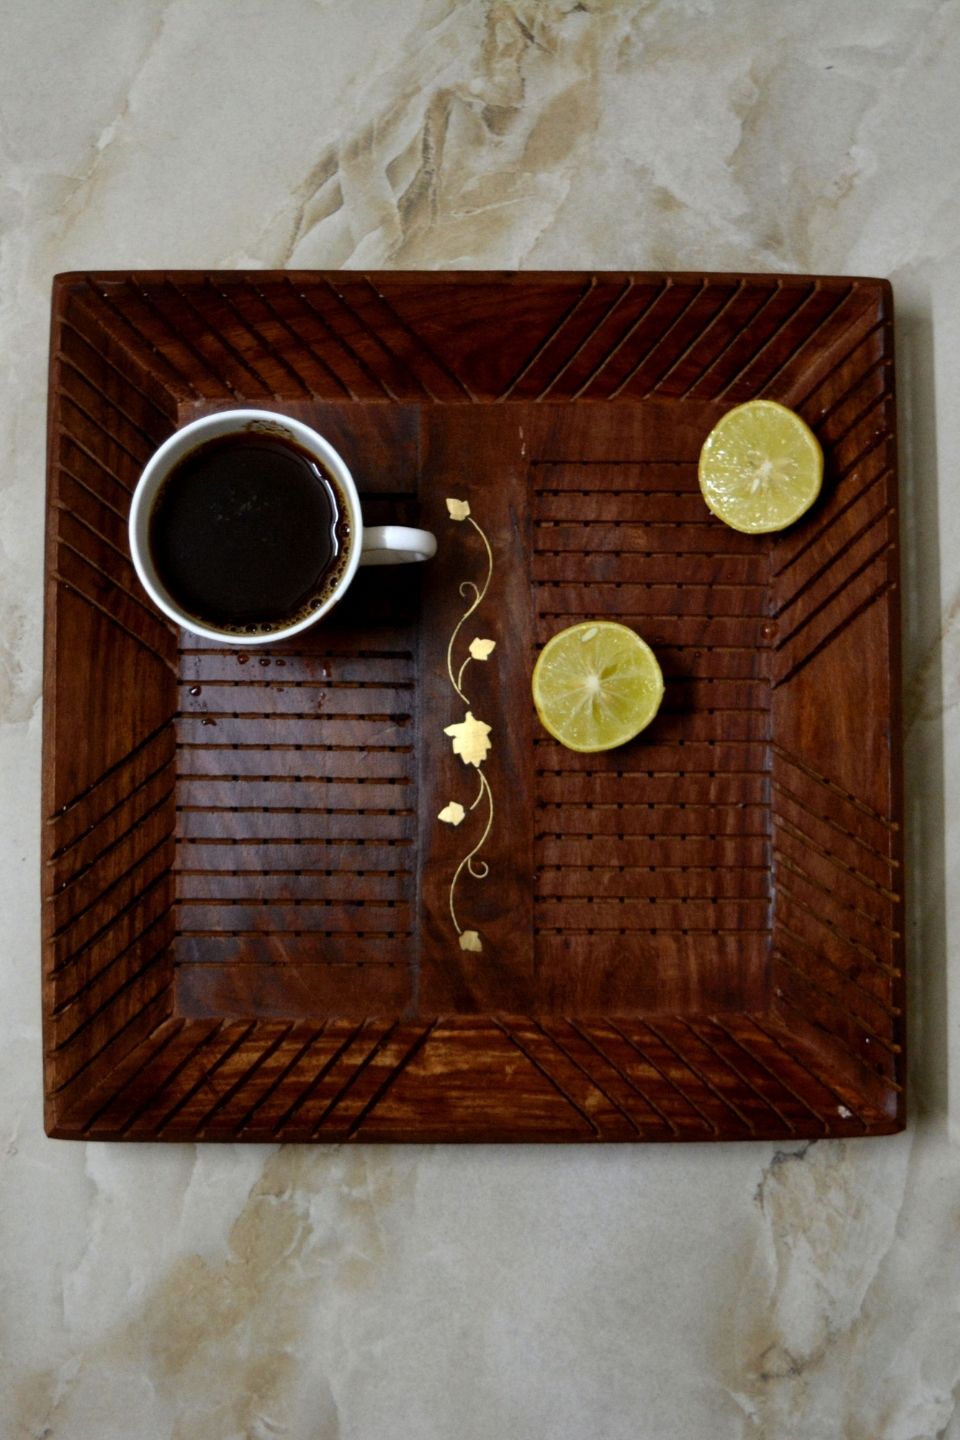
[1,2,958,1436]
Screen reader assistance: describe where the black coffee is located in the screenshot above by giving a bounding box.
[149,430,351,632]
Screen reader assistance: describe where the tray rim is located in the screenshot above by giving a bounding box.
[41,267,905,1143]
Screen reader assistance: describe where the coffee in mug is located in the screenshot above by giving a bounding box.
[148,430,351,635]
[129,410,436,644]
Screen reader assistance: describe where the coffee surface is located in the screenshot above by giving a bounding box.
[148,431,349,631]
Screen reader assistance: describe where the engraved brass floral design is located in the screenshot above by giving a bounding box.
[437,497,495,951]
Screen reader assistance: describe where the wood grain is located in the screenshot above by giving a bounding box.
[43,271,904,1141]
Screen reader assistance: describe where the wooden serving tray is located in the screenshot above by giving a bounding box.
[43,271,904,1142]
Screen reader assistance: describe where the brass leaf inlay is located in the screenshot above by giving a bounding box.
[440,497,496,953]
[444,711,493,769]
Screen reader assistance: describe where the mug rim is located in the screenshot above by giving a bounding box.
[128,408,365,645]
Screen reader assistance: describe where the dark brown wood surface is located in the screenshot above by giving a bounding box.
[42,272,904,1141]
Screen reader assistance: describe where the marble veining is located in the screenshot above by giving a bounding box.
[2,1,960,1436]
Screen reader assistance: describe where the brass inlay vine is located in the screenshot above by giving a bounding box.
[438,497,496,952]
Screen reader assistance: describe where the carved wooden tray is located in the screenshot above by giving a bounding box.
[43,271,904,1141]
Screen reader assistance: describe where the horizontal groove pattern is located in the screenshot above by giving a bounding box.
[173,636,417,960]
[530,458,773,967]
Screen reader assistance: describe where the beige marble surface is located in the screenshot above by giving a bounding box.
[1,2,959,1436]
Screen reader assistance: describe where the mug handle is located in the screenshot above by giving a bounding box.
[359,525,437,567]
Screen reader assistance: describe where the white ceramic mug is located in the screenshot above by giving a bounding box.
[129,409,436,644]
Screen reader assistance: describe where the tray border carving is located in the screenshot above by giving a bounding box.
[42,270,904,1142]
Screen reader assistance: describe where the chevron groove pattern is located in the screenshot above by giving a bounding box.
[247,278,346,397]
[796,333,890,430]
[771,584,903,691]
[776,862,899,961]
[209,278,315,397]
[52,565,176,673]
[52,776,174,907]
[687,280,800,400]
[537,1018,653,1136]
[746,1012,870,1130]
[49,720,175,840]
[161,1021,336,1139]
[192,1022,297,1136]
[304,1021,405,1136]
[644,1019,758,1132]
[290,280,394,398]
[773,984,903,1094]
[59,303,181,422]
[777,532,898,656]
[772,795,899,898]
[357,278,475,401]
[575,1021,703,1135]
[775,858,894,963]
[51,938,171,1063]
[221,276,334,399]
[56,458,128,527]
[577,282,690,400]
[335,1020,439,1138]
[50,821,173,947]
[52,912,171,1024]
[324,278,433,401]
[266,1021,371,1131]
[572,282,670,398]
[679,1018,794,1132]
[674,281,772,398]
[772,744,898,833]
[772,948,898,1051]
[707,1018,828,1131]
[50,988,174,1105]
[609,281,709,398]
[57,351,168,449]
[564,1019,678,1133]
[79,280,202,402]
[773,491,892,619]
[58,364,164,456]
[69,1017,188,1136]
[757,285,864,402]
[769,737,903,1098]
[228,1022,327,1134]
[43,272,903,1141]
[605,1020,720,1134]
[136,1021,257,1138]
[493,1018,602,1136]
[165,278,272,397]
[637,284,742,397]
[339,1025,450,1136]
[716,284,829,401]
[532,277,635,399]
[58,394,150,476]
[56,502,135,583]
[541,275,637,397]
[131,278,242,398]
[652,281,746,395]
[57,531,167,635]
[49,847,172,961]
[58,434,140,514]
[500,277,598,399]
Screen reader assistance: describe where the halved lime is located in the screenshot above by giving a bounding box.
[699,399,822,534]
[532,621,664,753]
